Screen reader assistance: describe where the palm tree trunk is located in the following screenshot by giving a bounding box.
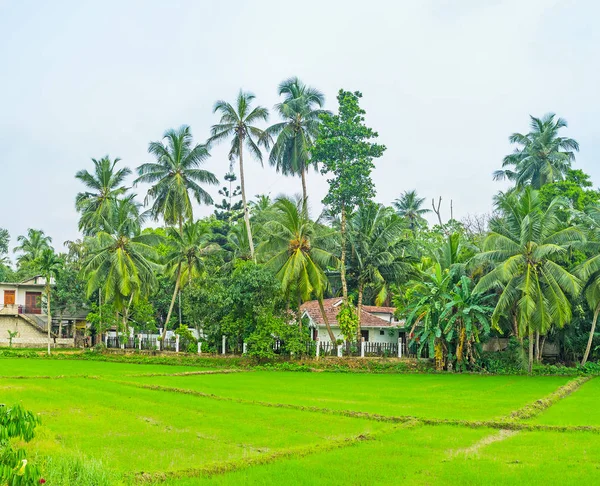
[297,294,303,330]
[238,137,255,260]
[356,282,363,342]
[162,264,181,341]
[581,304,600,366]
[340,204,348,302]
[535,331,541,363]
[528,330,534,374]
[46,285,51,356]
[301,168,308,213]
[318,297,337,343]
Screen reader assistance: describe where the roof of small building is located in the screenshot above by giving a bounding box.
[300,298,399,328]
[362,305,396,314]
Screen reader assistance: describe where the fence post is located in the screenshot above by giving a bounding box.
[398,337,402,358]
[197,342,202,354]
[361,338,365,358]
[243,342,247,354]
[222,335,226,355]
[337,344,342,358]
[156,339,161,351]
[104,334,108,347]
[138,334,142,351]
[315,338,320,359]
[175,335,180,353]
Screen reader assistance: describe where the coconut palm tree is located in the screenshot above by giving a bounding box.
[34,249,62,355]
[208,91,270,260]
[75,156,131,235]
[14,229,52,265]
[473,187,584,372]
[135,125,218,231]
[393,190,430,232]
[265,77,328,208]
[347,202,411,339]
[494,114,579,189]
[260,197,337,341]
[160,221,219,340]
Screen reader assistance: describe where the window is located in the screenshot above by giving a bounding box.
[379,330,385,336]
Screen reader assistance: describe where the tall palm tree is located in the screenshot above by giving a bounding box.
[207,91,269,260]
[75,156,131,235]
[260,197,337,341]
[347,202,411,339]
[82,198,161,336]
[14,229,52,265]
[576,205,600,365]
[161,221,219,340]
[135,125,218,231]
[34,249,62,355]
[393,190,430,232]
[494,113,579,189]
[265,77,328,208]
[473,187,584,372]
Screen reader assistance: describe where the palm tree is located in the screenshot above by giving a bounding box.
[393,190,430,232]
[161,221,219,340]
[260,197,337,341]
[14,229,52,265]
[75,156,131,235]
[34,249,62,356]
[82,198,161,337]
[576,205,600,365]
[135,125,218,231]
[494,114,579,189]
[473,187,584,372]
[208,91,270,260]
[347,203,411,339]
[265,77,328,208]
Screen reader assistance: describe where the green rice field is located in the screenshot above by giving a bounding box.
[1,357,598,485]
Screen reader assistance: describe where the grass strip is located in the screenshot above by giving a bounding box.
[116,381,600,434]
[499,376,592,422]
[122,369,249,378]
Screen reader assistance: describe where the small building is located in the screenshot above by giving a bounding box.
[0,276,75,348]
[300,298,406,344]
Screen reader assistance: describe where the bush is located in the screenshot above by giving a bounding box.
[38,455,113,485]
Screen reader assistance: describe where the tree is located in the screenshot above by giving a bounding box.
[393,190,430,232]
[314,90,386,303]
[539,169,600,211]
[13,229,52,265]
[347,202,411,339]
[266,77,328,208]
[160,221,219,340]
[34,249,62,355]
[260,197,337,342]
[208,91,269,259]
[136,125,218,231]
[214,172,243,222]
[494,113,579,189]
[473,188,584,372]
[75,156,131,235]
[51,260,88,339]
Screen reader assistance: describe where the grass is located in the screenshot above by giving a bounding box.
[1,357,598,484]
[128,371,570,421]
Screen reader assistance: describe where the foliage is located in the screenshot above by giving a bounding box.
[337,302,358,343]
[13,229,52,265]
[393,190,430,232]
[0,404,41,485]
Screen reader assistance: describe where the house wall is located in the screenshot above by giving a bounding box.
[315,326,401,344]
[0,316,73,348]
[0,284,46,312]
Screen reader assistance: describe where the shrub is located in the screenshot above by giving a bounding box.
[38,455,113,486]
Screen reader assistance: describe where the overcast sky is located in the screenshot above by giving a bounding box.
[1,0,598,254]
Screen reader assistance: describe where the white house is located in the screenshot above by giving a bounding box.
[0,276,75,348]
[300,298,406,344]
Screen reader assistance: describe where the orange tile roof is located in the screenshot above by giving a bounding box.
[300,298,397,328]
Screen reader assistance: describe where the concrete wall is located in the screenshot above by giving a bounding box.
[0,315,73,348]
[315,326,400,344]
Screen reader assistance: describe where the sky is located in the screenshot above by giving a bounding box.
[1,0,598,255]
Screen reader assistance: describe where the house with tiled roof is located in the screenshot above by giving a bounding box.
[300,298,406,344]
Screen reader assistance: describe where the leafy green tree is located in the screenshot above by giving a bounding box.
[214,172,243,222]
[266,77,327,207]
[539,169,600,210]
[160,221,219,340]
[347,202,411,338]
[494,113,579,189]
[260,197,337,341]
[208,91,270,259]
[51,260,88,338]
[473,188,584,372]
[75,156,131,235]
[135,125,218,231]
[314,90,386,302]
[34,249,62,355]
[13,229,52,265]
[393,190,430,232]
